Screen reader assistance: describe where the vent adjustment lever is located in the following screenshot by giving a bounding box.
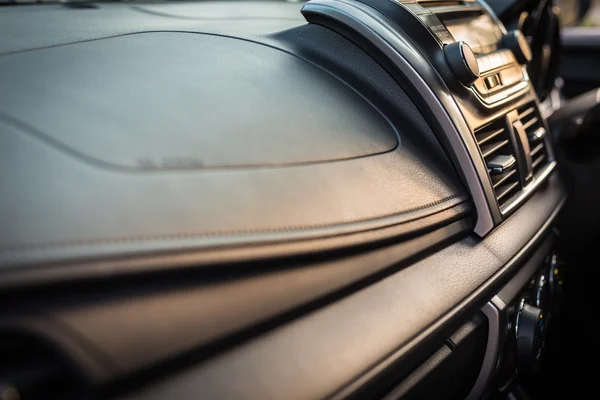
[487,154,516,174]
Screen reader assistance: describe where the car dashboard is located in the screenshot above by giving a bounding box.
[0,1,571,399]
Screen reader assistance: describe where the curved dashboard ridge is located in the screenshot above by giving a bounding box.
[0,2,570,400]
[116,174,566,400]
[0,3,469,271]
[0,31,400,170]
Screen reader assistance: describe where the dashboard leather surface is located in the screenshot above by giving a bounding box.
[0,32,398,169]
[34,218,468,379]
[0,3,305,55]
[0,2,468,270]
[119,173,566,400]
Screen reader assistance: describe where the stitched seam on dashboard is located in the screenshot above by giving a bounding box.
[0,193,468,253]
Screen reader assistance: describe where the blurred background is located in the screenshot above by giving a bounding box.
[559,0,600,26]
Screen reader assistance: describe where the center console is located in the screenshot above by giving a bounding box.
[299,1,566,397]
[468,234,565,399]
[302,0,556,236]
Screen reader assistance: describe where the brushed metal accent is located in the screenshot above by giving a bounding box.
[500,161,557,215]
[466,298,505,400]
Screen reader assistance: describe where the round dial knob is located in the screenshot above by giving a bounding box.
[444,41,480,86]
[515,300,546,373]
[502,30,532,65]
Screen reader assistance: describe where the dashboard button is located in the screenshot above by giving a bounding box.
[499,66,524,86]
[477,56,488,72]
[420,14,453,43]
[485,53,497,70]
[484,74,501,89]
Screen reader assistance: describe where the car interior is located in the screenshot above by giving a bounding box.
[1,0,599,398]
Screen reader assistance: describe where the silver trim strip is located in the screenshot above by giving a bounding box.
[500,161,557,215]
[475,80,530,106]
[302,0,497,235]
[466,297,505,400]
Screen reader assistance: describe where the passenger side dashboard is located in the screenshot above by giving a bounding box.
[0,1,567,399]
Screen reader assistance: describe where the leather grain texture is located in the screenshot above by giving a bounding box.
[120,173,565,400]
[0,3,467,269]
[0,33,398,170]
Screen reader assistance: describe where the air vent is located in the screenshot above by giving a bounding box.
[516,103,550,176]
[0,332,86,400]
[474,119,520,206]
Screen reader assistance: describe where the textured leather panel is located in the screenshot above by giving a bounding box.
[0,3,305,55]
[0,117,465,268]
[0,3,467,269]
[483,175,566,262]
[45,220,469,376]
[120,173,566,400]
[0,33,398,170]
[119,237,499,400]
[133,2,305,20]
[0,204,472,288]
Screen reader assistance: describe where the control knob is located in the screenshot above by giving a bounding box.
[515,299,546,373]
[502,30,532,65]
[444,41,480,86]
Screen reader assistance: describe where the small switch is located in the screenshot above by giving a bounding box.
[484,74,501,89]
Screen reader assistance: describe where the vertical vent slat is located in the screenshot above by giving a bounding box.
[517,102,550,176]
[474,118,520,207]
[475,102,551,213]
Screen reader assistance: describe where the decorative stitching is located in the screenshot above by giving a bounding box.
[0,193,468,253]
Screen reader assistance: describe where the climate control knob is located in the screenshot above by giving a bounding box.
[502,30,532,65]
[515,300,546,373]
[444,41,480,86]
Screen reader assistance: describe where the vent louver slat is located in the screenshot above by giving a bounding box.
[495,181,520,202]
[476,127,505,146]
[474,119,520,207]
[491,168,517,189]
[517,102,550,176]
[474,101,554,217]
[480,139,510,158]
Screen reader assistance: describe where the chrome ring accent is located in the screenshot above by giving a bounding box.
[302,0,497,235]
